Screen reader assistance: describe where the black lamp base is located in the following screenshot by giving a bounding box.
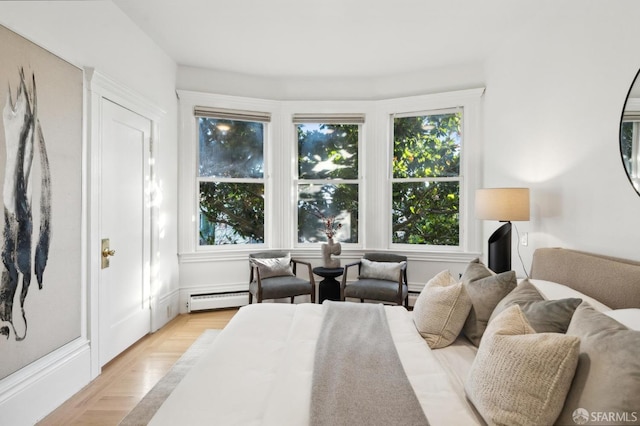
[488,222,512,273]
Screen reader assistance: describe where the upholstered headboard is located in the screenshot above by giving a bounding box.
[530,248,640,309]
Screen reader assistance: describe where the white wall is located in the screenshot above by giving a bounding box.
[0,0,180,321]
[0,2,178,424]
[483,1,640,276]
[177,1,640,281]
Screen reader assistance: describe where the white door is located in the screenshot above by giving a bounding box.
[99,99,151,366]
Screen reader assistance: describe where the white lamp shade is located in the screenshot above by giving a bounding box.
[475,188,530,221]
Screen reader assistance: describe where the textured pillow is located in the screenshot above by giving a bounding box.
[461,260,517,346]
[489,279,582,333]
[556,303,640,426]
[413,270,472,349]
[250,255,294,279]
[465,305,580,426]
[359,258,405,281]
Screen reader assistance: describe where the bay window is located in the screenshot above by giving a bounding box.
[179,88,483,260]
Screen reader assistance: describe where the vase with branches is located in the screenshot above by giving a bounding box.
[316,214,342,268]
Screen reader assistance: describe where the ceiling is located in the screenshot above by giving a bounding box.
[112,0,548,79]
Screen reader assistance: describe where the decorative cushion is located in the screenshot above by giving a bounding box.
[249,276,311,299]
[461,258,495,282]
[527,279,611,312]
[489,279,582,333]
[250,255,294,279]
[555,303,640,425]
[465,305,580,426]
[412,270,472,349]
[343,278,407,302]
[359,258,405,281]
[461,260,517,346]
[604,308,640,331]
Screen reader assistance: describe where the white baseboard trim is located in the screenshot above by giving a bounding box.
[153,288,181,331]
[0,338,91,425]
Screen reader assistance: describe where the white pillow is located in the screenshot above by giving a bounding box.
[413,270,472,349]
[465,305,580,426]
[359,258,406,281]
[604,308,640,330]
[526,279,611,312]
[250,255,294,279]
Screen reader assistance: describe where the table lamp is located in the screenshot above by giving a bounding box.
[475,188,530,273]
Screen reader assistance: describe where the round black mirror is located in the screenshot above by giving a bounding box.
[621,69,640,196]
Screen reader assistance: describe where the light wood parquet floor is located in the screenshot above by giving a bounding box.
[37,308,238,426]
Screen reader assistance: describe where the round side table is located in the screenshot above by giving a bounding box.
[313,266,344,303]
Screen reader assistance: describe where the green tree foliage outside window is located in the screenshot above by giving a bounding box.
[198,117,265,245]
[392,111,462,246]
[297,123,359,243]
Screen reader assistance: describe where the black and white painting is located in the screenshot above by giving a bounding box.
[0,25,82,380]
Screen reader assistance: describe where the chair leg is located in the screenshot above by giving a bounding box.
[290,296,295,304]
[248,292,253,304]
[360,299,364,303]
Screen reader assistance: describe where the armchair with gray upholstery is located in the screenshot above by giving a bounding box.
[340,253,408,307]
[249,251,316,304]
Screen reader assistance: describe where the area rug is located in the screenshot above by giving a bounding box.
[119,329,221,426]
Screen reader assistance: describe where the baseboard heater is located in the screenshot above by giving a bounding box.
[189,291,249,312]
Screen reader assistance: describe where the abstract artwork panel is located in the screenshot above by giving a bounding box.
[0,24,82,380]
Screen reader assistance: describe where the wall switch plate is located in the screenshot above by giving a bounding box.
[521,232,528,246]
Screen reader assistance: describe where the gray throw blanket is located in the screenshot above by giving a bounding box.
[310,301,429,426]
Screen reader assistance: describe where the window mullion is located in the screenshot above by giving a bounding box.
[390,176,460,183]
[199,176,265,184]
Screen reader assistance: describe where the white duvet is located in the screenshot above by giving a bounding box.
[150,302,482,426]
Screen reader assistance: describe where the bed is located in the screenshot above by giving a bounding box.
[147,248,640,426]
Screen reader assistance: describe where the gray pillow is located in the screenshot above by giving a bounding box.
[555,302,640,426]
[461,258,494,283]
[250,255,294,279]
[359,258,405,281]
[461,260,517,346]
[489,279,582,333]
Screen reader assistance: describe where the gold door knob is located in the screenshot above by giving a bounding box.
[101,238,115,269]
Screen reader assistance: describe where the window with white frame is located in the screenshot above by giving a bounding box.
[391,108,462,246]
[195,107,270,246]
[294,114,363,244]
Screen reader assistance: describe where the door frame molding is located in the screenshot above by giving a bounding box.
[85,69,165,379]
